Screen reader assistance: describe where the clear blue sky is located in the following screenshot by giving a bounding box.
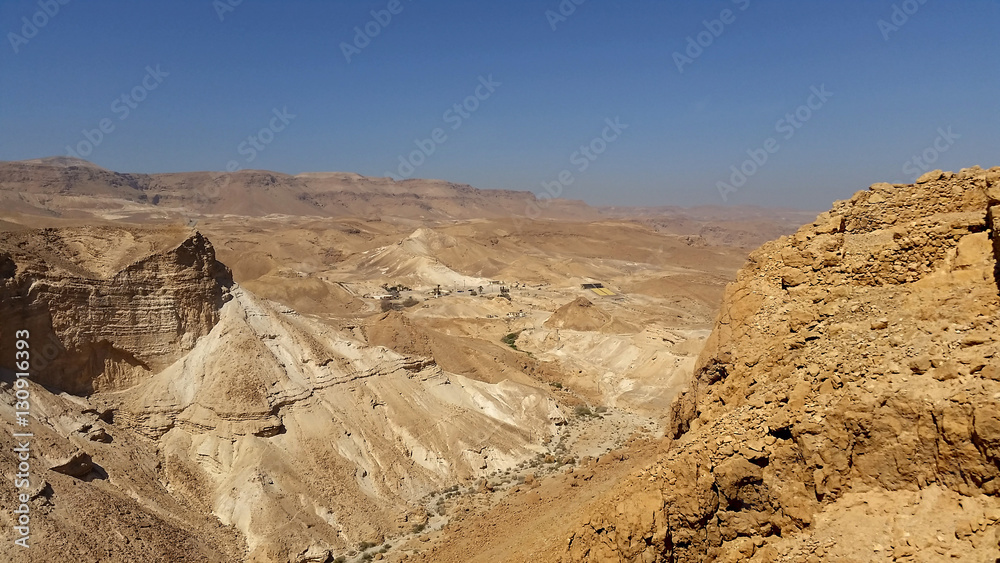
[1,0,997,208]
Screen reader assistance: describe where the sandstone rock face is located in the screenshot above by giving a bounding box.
[0,228,232,394]
[565,167,1000,562]
[0,228,246,562]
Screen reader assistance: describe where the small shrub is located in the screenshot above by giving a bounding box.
[574,405,593,417]
[501,331,521,349]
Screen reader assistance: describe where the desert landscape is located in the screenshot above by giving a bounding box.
[4,2,997,561]
[3,157,1000,562]
[0,157,818,561]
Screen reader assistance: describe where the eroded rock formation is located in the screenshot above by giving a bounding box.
[0,228,232,394]
[0,226,565,562]
[565,167,1000,562]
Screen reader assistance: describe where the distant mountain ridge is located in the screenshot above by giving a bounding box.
[0,158,820,242]
[0,157,598,221]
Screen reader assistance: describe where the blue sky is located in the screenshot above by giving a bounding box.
[1,0,997,208]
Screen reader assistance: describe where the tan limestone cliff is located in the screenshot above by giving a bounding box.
[564,167,1000,562]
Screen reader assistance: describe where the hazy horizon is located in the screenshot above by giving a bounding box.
[2,0,997,209]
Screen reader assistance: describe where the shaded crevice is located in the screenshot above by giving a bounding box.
[769,426,793,440]
[986,205,1000,292]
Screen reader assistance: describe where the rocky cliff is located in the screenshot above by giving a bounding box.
[0,227,232,394]
[564,167,1000,562]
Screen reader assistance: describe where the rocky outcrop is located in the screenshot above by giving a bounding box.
[0,228,232,394]
[565,167,1000,562]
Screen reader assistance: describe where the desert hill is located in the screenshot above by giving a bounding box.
[545,297,612,331]
[543,297,636,333]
